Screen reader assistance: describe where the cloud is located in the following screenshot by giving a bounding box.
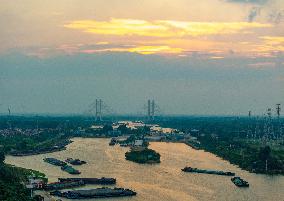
[227,0,268,4]
[210,56,225,59]
[260,36,284,45]
[64,18,271,38]
[249,36,284,56]
[80,45,184,55]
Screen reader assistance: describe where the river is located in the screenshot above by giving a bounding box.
[5,138,284,201]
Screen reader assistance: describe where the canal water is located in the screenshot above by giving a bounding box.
[5,138,284,201]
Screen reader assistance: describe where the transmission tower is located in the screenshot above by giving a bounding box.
[95,99,103,121]
[276,104,281,118]
[147,99,157,121]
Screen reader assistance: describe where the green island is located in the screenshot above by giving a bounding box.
[125,148,161,164]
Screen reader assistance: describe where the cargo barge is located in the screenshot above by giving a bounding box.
[44,180,85,191]
[58,177,116,185]
[50,187,137,199]
[182,167,235,176]
[231,177,249,187]
[61,165,81,174]
[43,158,67,166]
[65,158,87,165]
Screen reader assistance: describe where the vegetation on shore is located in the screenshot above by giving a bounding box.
[1,115,283,175]
[0,150,47,201]
[160,117,284,175]
[195,136,284,174]
[125,148,160,164]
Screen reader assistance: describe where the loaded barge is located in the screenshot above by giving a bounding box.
[44,180,85,191]
[43,158,81,174]
[182,167,235,176]
[50,187,137,199]
[61,165,81,174]
[65,158,86,165]
[58,177,116,185]
[43,158,67,166]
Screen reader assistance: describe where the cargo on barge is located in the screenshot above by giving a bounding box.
[50,187,137,199]
[58,177,116,185]
[182,167,235,176]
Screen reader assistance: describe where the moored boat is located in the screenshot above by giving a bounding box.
[109,138,116,146]
[58,177,116,185]
[50,187,137,199]
[43,158,67,166]
[65,158,87,165]
[61,165,81,174]
[44,180,85,191]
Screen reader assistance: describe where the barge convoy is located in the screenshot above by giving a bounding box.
[182,167,235,176]
[50,187,137,199]
[43,157,81,174]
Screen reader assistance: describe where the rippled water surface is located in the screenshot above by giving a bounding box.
[6,138,284,201]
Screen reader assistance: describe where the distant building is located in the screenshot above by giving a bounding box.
[91,125,104,130]
[144,136,163,142]
[108,130,121,136]
[150,126,178,134]
[114,121,146,130]
[134,140,143,146]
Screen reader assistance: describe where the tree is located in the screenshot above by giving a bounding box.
[259,146,271,161]
[117,124,128,134]
[0,151,5,164]
[16,140,28,151]
[102,124,113,133]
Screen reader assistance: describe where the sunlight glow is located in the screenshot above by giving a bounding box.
[64,18,272,37]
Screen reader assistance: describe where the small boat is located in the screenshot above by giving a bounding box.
[109,138,116,146]
[231,177,249,187]
[65,158,86,165]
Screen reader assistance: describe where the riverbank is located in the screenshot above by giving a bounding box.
[9,139,72,157]
[0,163,47,201]
[186,137,284,175]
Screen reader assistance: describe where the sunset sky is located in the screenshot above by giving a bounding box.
[0,0,284,115]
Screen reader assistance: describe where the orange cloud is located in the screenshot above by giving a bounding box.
[80,45,183,55]
[64,18,272,37]
[260,36,284,45]
[251,36,284,55]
